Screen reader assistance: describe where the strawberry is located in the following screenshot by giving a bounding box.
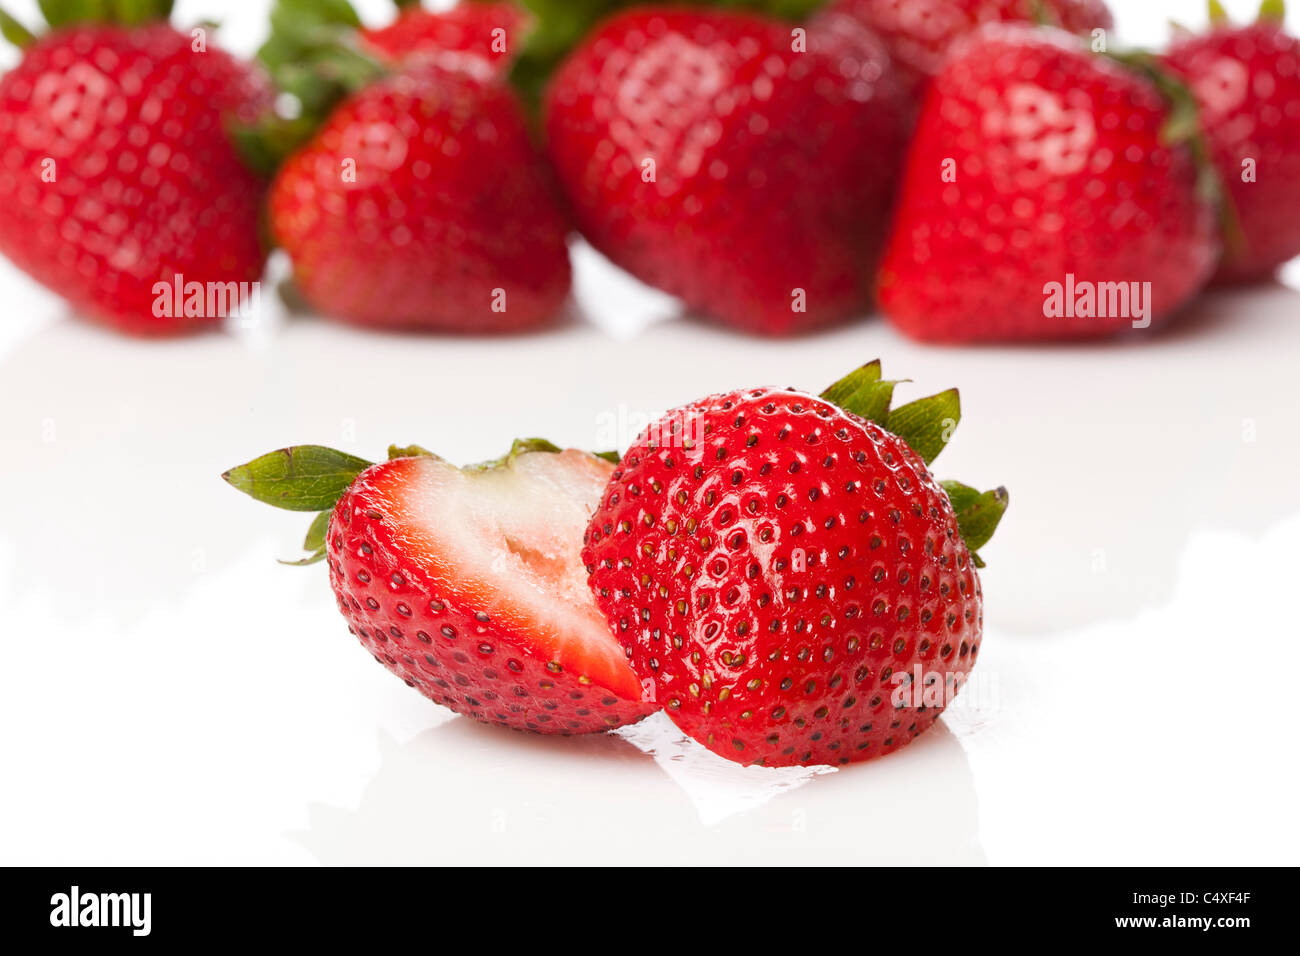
[359,1,530,73]
[1162,0,1300,283]
[224,441,654,734]
[246,0,572,332]
[877,24,1219,342]
[266,57,572,332]
[825,0,1112,104]
[582,361,1006,766]
[0,3,270,335]
[544,8,906,335]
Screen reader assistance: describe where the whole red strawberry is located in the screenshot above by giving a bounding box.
[545,8,906,335]
[0,8,269,335]
[826,0,1112,104]
[878,24,1218,342]
[359,1,530,73]
[583,361,1006,766]
[225,441,654,734]
[267,55,572,332]
[1162,2,1300,283]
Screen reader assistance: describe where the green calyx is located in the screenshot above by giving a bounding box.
[235,0,388,175]
[939,483,1009,569]
[0,0,173,48]
[821,361,1008,567]
[467,437,619,470]
[1210,0,1286,25]
[1257,0,1286,22]
[223,438,616,566]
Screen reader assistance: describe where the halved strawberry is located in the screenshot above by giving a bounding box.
[224,441,654,734]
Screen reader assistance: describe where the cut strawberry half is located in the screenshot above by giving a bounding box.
[225,441,654,734]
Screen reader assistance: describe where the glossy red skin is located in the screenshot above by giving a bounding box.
[1163,22,1300,283]
[359,1,529,72]
[878,25,1217,343]
[582,388,983,767]
[544,9,905,335]
[270,58,571,332]
[0,24,270,335]
[827,0,1112,103]
[328,457,655,734]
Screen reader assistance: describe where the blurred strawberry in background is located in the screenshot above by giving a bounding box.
[1163,0,1300,283]
[358,0,530,72]
[877,24,1218,342]
[0,1,270,335]
[545,7,906,335]
[266,56,573,332]
[0,0,1297,342]
[826,0,1113,105]
[251,0,572,332]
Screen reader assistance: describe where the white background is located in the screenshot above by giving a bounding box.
[1,0,1298,865]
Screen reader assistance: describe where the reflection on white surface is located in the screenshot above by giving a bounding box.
[615,712,839,826]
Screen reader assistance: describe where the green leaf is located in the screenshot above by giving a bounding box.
[388,444,436,460]
[1258,0,1285,22]
[38,0,105,27]
[30,0,172,29]
[0,8,36,46]
[222,446,373,512]
[279,548,326,567]
[268,0,360,38]
[939,480,981,515]
[509,437,562,457]
[108,0,173,26]
[821,360,900,426]
[942,482,1008,560]
[1208,0,1229,22]
[303,509,331,552]
[886,389,961,465]
[465,437,619,472]
[249,0,386,172]
[230,113,320,178]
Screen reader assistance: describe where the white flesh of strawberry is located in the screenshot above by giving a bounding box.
[389,450,639,698]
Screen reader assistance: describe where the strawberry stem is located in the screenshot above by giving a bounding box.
[0,7,35,46]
